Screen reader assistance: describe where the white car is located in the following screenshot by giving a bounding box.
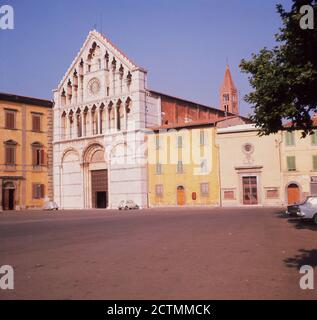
[118,200,139,210]
[43,201,59,211]
[297,196,317,225]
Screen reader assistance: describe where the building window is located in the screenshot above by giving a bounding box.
[4,140,17,166]
[223,190,235,200]
[32,143,46,167]
[155,135,161,149]
[5,109,16,129]
[312,131,317,146]
[287,156,296,171]
[285,131,295,146]
[156,163,162,175]
[155,184,163,197]
[266,188,279,199]
[200,183,209,196]
[32,184,45,199]
[32,113,41,132]
[177,161,184,173]
[177,136,183,148]
[223,93,230,102]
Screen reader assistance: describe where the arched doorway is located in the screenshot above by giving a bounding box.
[177,186,185,206]
[287,183,300,204]
[3,182,15,210]
[83,144,108,209]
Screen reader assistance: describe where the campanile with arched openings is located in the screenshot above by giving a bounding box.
[220,65,239,115]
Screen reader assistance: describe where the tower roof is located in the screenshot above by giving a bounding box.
[221,65,237,91]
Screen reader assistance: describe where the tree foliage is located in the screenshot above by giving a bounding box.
[240,0,317,136]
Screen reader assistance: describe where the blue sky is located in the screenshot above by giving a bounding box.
[0,0,291,116]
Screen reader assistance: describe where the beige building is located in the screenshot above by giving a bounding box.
[217,124,283,206]
[281,129,317,204]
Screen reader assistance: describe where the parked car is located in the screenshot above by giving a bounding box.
[43,201,59,211]
[118,200,139,210]
[286,203,301,216]
[296,196,317,225]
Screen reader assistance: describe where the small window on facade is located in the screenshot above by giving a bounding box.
[177,136,183,148]
[107,87,110,96]
[156,163,162,175]
[177,161,184,173]
[287,156,296,171]
[313,155,317,171]
[285,131,295,146]
[32,184,45,199]
[224,190,235,200]
[155,184,163,197]
[32,113,41,132]
[200,183,209,196]
[311,131,317,146]
[5,109,16,129]
[266,188,279,199]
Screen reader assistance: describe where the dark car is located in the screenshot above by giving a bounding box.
[286,203,300,216]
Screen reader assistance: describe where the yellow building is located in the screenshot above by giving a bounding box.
[281,127,317,204]
[148,122,220,207]
[0,92,53,211]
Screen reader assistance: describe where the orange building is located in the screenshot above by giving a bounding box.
[0,92,53,211]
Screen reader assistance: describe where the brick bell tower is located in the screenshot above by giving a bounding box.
[220,65,239,115]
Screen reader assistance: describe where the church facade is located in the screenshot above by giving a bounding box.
[53,30,236,209]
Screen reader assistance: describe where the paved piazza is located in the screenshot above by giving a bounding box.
[0,207,316,299]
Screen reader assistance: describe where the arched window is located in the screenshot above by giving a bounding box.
[61,111,67,139]
[76,109,82,138]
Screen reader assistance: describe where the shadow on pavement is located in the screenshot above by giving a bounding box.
[275,212,317,231]
[284,249,317,269]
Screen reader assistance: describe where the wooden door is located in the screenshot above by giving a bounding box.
[177,186,185,206]
[3,189,15,210]
[242,176,258,205]
[91,170,108,208]
[287,184,300,204]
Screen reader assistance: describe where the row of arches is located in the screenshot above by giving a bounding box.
[60,97,132,140]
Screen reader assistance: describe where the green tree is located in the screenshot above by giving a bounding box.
[240,0,317,136]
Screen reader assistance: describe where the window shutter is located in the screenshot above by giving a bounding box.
[32,147,37,165]
[40,184,45,198]
[5,112,15,129]
[40,149,46,166]
[313,155,317,171]
[287,156,296,171]
[5,146,10,164]
[32,115,41,132]
[32,184,36,199]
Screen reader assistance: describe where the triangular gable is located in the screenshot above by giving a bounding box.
[56,29,143,91]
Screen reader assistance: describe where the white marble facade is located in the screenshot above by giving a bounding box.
[53,30,160,209]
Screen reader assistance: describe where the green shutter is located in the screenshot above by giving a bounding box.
[287,156,296,171]
[285,132,295,146]
[313,155,317,171]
